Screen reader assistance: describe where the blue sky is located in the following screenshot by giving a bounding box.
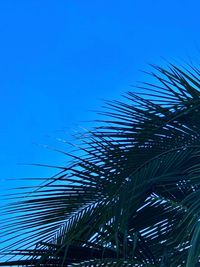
[1,0,200,190]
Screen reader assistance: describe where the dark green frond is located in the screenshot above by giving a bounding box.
[1,64,200,266]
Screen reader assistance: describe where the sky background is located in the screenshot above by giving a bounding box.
[1,0,200,191]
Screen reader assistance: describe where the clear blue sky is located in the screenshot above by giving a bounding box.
[1,0,200,190]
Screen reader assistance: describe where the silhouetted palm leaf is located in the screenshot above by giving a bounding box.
[1,64,200,266]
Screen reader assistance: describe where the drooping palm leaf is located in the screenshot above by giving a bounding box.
[1,64,200,266]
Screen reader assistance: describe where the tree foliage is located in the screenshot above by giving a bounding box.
[1,64,200,266]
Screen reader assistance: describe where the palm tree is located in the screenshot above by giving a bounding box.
[1,64,200,266]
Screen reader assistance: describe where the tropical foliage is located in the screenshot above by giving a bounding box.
[1,64,200,266]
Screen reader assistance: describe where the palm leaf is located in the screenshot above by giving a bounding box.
[1,64,200,266]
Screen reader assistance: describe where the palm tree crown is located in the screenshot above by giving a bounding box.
[1,64,200,266]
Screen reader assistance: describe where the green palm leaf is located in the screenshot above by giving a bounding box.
[1,64,200,266]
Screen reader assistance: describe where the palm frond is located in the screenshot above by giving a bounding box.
[1,64,200,266]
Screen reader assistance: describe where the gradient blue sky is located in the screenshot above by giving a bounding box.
[1,0,200,190]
